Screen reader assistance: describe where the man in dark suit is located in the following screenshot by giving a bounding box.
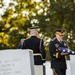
[17,37,25,49]
[49,29,68,75]
[22,26,46,65]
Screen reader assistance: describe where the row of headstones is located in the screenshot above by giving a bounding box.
[0,49,74,75]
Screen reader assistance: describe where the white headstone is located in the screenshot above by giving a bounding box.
[34,65,43,75]
[0,49,35,75]
[70,55,75,75]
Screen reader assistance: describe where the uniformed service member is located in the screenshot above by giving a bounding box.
[22,26,46,65]
[49,29,68,75]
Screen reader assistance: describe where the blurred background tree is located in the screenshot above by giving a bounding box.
[0,0,75,60]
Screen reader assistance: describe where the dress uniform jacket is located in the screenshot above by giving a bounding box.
[49,38,68,69]
[22,36,46,65]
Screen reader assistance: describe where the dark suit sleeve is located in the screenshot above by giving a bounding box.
[40,40,46,63]
[49,41,56,58]
[49,41,62,59]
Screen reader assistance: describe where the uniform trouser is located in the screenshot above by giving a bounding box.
[52,68,66,75]
[43,65,46,75]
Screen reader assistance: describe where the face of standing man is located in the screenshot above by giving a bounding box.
[55,29,65,41]
[55,33,64,41]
